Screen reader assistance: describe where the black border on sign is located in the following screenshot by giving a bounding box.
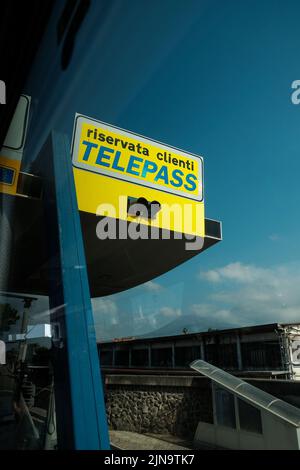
[70,114,204,203]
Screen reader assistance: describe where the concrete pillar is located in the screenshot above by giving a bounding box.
[200,339,205,360]
[236,334,243,370]
[112,346,116,367]
[172,343,175,368]
[148,344,151,367]
[128,348,132,368]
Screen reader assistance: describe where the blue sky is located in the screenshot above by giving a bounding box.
[91,0,300,339]
[20,0,300,339]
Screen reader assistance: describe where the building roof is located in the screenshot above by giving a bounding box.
[98,321,300,346]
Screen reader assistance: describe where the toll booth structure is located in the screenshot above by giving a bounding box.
[0,118,222,449]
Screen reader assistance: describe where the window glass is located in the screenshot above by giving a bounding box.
[238,398,262,434]
[0,294,56,449]
[151,348,173,368]
[131,349,149,367]
[175,346,200,367]
[214,385,236,429]
[241,342,282,370]
[3,0,300,449]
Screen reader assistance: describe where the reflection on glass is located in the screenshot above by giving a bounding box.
[92,281,184,342]
[215,385,236,429]
[0,293,56,449]
[238,398,262,434]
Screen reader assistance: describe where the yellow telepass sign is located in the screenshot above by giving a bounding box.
[71,114,205,237]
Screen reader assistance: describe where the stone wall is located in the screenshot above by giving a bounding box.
[104,374,300,440]
[104,375,212,438]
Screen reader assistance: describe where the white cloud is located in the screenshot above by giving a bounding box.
[197,261,300,327]
[200,270,221,283]
[199,262,276,285]
[189,303,213,317]
[92,298,118,316]
[142,281,163,292]
[190,303,239,326]
[159,306,181,319]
